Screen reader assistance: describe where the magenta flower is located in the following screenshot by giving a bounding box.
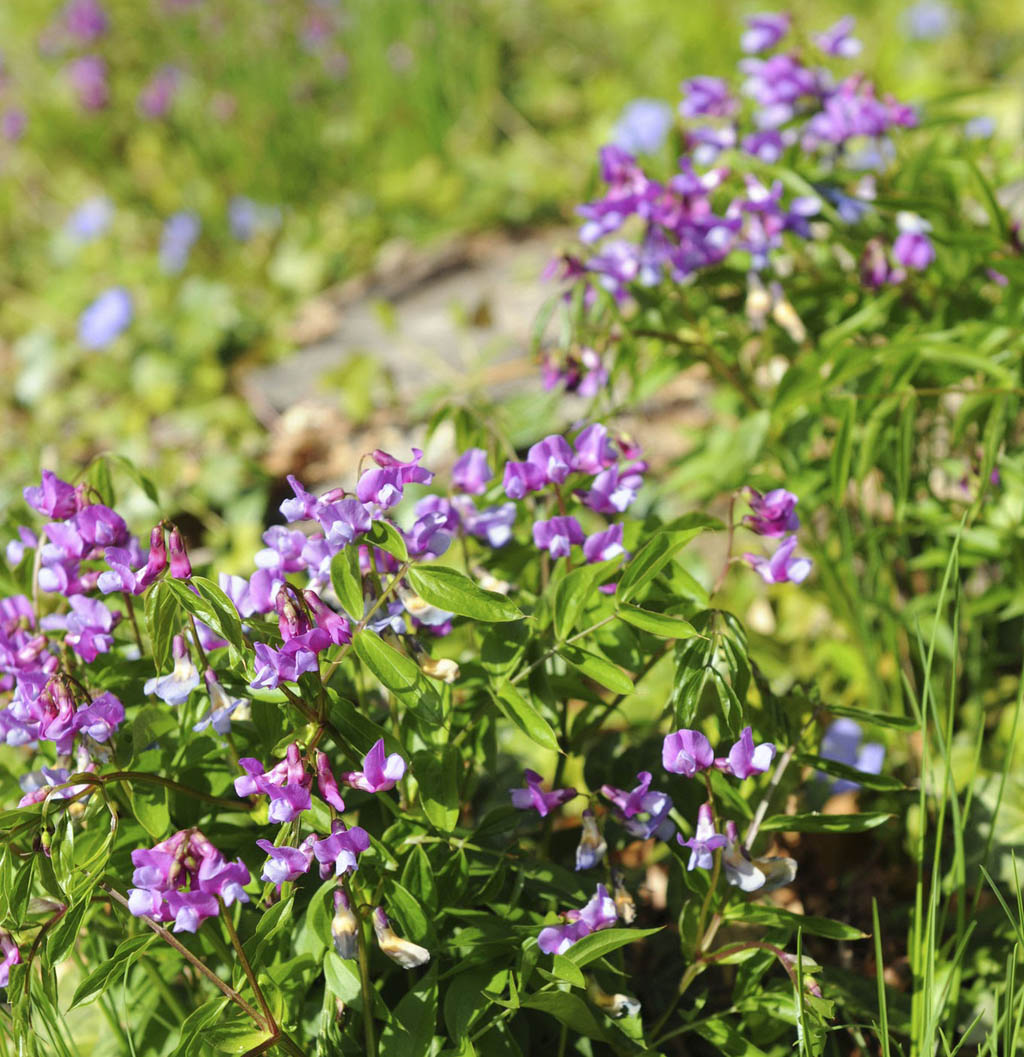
[0,933,20,988]
[452,448,493,495]
[234,743,311,822]
[600,771,674,840]
[502,460,546,499]
[40,595,118,663]
[532,516,585,559]
[67,55,108,110]
[814,16,862,57]
[312,821,371,878]
[538,884,618,955]
[526,435,574,485]
[509,769,578,818]
[340,739,406,793]
[893,212,935,270]
[678,803,727,870]
[744,488,799,536]
[743,535,812,584]
[662,728,715,777]
[65,0,108,41]
[715,726,776,780]
[572,423,618,474]
[256,836,315,887]
[315,751,346,811]
[356,448,433,509]
[250,634,326,690]
[305,590,352,646]
[583,524,625,564]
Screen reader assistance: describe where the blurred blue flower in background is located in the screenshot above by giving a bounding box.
[159,211,200,274]
[904,1,954,40]
[228,196,282,242]
[612,99,673,155]
[78,287,133,348]
[818,718,885,793]
[66,196,113,242]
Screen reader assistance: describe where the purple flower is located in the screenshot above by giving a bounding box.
[583,524,625,564]
[311,822,370,878]
[159,211,200,274]
[532,517,585,559]
[579,883,618,931]
[235,744,312,822]
[340,738,406,793]
[39,594,118,663]
[538,884,618,955]
[678,803,727,870]
[452,448,492,495]
[458,499,518,548]
[316,498,372,550]
[744,488,799,537]
[315,751,346,810]
[743,535,812,584]
[662,729,714,777]
[715,726,776,780]
[70,690,124,746]
[722,820,797,892]
[356,448,433,509]
[67,55,108,110]
[404,510,452,559]
[502,460,546,500]
[572,424,618,474]
[579,464,643,514]
[679,76,736,119]
[197,855,250,907]
[0,934,20,987]
[64,0,108,42]
[249,634,326,690]
[66,196,113,242]
[509,769,578,818]
[138,66,180,119]
[893,212,935,270]
[24,471,80,519]
[305,590,352,646]
[1,108,26,142]
[613,98,673,155]
[527,435,574,485]
[144,635,200,705]
[256,836,315,886]
[814,16,862,57]
[78,287,133,348]
[600,771,675,839]
[740,12,791,54]
[76,504,129,549]
[543,347,609,397]
[818,718,884,793]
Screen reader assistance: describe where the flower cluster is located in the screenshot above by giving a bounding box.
[740,487,812,585]
[127,829,250,933]
[548,11,931,338]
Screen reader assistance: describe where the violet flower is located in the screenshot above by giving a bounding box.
[579,464,643,514]
[315,751,346,810]
[583,524,625,564]
[814,16,862,57]
[743,535,812,584]
[502,460,546,500]
[575,809,607,871]
[65,0,108,42]
[662,728,715,777]
[715,726,776,780]
[144,635,200,706]
[572,423,618,474]
[67,55,108,110]
[744,487,799,537]
[893,212,935,270]
[0,933,21,988]
[818,717,884,793]
[24,471,80,519]
[527,435,574,485]
[340,738,406,793]
[256,836,315,887]
[39,594,118,663]
[159,211,200,274]
[192,671,247,735]
[458,499,517,548]
[532,516,585,559]
[538,884,618,955]
[679,75,736,119]
[677,803,727,870]
[138,66,180,119]
[235,743,311,822]
[452,448,492,495]
[600,771,675,840]
[356,448,433,509]
[78,287,133,348]
[509,769,578,818]
[722,820,797,892]
[312,822,371,878]
[740,12,791,54]
[613,99,673,155]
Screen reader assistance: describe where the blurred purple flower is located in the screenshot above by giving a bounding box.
[893,212,935,270]
[904,1,954,40]
[2,108,26,142]
[138,66,180,119]
[613,98,673,155]
[64,0,108,42]
[452,448,492,495]
[159,211,200,274]
[509,769,577,817]
[740,12,791,54]
[743,534,812,584]
[66,196,113,242]
[67,55,108,110]
[78,287,133,348]
[815,16,862,57]
[744,487,799,537]
[818,717,885,793]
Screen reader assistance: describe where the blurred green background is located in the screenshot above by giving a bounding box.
[0,0,1020,535]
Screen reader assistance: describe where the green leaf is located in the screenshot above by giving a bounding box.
[353,630,442,723]
[758,812,893,833]
[520,991,640,1052]
[830,395,856,508]
[732,903,868,940]
[144,579,183,674]
[695,1016,771,1056]
[618,527,703,603]
[553,559,619,641]
[330,547,365,619]
[69,934,157,1009]
[323,951,362,1004]
[823,704,917,730]
[413,745,460,832]
[480,621,528,678]
[492,682,560,752]
[408,564,523,623]
[546,953,586,988]
[559,644,634,696]
[46,899,90,964]
[128,781,171,840]
[617,604,698,640]
[796,753,905,792]
[366,520,409,561]
[163,576,245,663]
[562,926,661,968]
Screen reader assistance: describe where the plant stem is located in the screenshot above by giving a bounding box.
[510,613,618,686]
[356,910,378,1057]
[122,591,145,651]
[221,899,276,1031]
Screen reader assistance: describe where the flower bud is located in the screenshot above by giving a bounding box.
[331,891,359,960]
[372,907,430,968]
[574,810,607,872]
[419,656,459,683]
[167,529,191,579]
[611,870,636,925]
[586,979,640,1019]
[140,525,167,587]
[769,282,806,342]
[745,272,771,331]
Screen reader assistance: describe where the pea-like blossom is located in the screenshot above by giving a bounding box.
[613,99,673,155]
[572,423,618,474]
[502,460,546,500]
[315,751,346,810]
[679,75,736,119]
[583,524,625,564]
[677,803,727,870]
[538,884,618,955]
[532,516,585,559]
[67,55,108,110]
[715,726,776,780]
[312,822,370,878]
[373,906,430,968]
[743,535,812,584]
[256,835,315,887]
[543,347,609,398]
[600,771,675,840]
[818,717,885,793]
[893,212,935,270]
[526,435,574,485]
[144,635,200,706]
[662,728,715,777]
[39,594,119,663]
[814,16,862,57]
[452,448,493,495]
[0,932,20,988]
[510,769,578,818]
[250,633,327,690]
[78,287,133,349]
[340,738,406,794]
[192,671,248,734]
[575,809,607,871]
[235,743,311,822]
[356,448,433,509]
[721,820,797,892]
[744,487,800,537]
[741,12,791,54]
[332,891,359,959]
[578,464,644,514]
[24,471,81,520]
[457,499,518,548]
